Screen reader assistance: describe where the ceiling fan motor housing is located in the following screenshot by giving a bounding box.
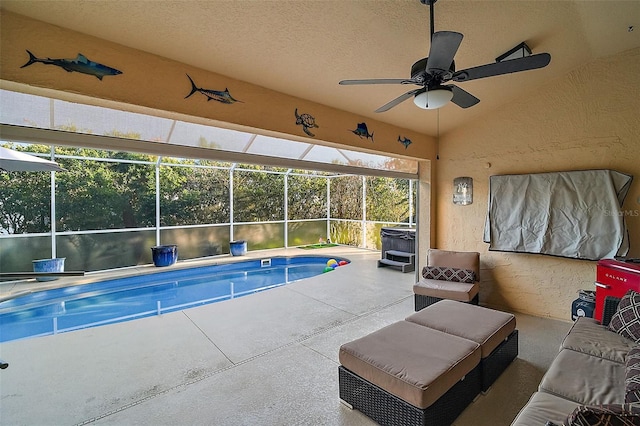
[411,58,455,87]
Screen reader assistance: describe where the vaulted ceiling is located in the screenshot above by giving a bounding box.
[1,0,639,137]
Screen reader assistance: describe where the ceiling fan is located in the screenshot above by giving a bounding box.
[339,0,551,112]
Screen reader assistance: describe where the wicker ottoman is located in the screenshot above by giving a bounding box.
[339,321,482,426]
[405,299,518,392]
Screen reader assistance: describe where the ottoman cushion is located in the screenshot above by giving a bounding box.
[406,299,516,357]
[339,320,480,409]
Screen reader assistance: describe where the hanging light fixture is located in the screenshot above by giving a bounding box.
[413,86,453,110]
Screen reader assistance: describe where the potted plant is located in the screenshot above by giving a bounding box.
[229,240,247,256]
[32,257,66,282]
[151,245,178,267]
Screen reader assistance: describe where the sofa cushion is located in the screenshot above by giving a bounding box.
[510,392,580,426]
[422,266,476,283]
[561,317,636,364]
[608,290,640,343]
[338,320,481,409]
[539,349,626,405]
[565,404,640,425]
[625,346,640,403]
[413,278,479,302]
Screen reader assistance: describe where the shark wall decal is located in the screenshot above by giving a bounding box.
[21,50,122,80]
[185,74,241,104]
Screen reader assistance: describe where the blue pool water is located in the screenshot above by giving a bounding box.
[0,255,348,343]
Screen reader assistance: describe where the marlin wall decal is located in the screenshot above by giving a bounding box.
[20,50,122,80]
[185,74,242,104]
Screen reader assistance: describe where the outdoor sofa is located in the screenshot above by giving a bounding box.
[511,292,640,425]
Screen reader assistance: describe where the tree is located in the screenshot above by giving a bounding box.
[288,173,327,220]
[55,148,156,231]
[366,177,410,223]
[233,165,285,222]
[0,144,52,234]
[330,175,362,220]
[159,159,230,226]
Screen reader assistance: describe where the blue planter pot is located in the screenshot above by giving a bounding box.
[151,245,178,267]
[32,258,66,282]
[230,240,247,256]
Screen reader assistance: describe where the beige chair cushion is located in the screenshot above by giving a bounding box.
[405,300,516,358]
[427,249,480,279]
[413,278,479,302]
[413,249,480,301]
[339,321,480,409]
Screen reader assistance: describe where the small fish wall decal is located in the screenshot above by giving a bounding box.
[398,136,412,149]
[294,108,319,137]
[350,122,374,142]
[21,50,122,80]
[185,74,242,104]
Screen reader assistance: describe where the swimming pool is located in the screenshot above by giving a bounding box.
[0,255,348,343]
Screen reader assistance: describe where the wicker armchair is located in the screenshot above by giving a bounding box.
[413,249,480,311]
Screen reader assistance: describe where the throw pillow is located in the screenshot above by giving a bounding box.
[609,290,640,343]
[625,346,640,403]
[422,266,476,283]
[565,404,640,426]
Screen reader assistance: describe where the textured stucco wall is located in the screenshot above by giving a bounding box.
[0,10,435,161]
[436,47,640,320]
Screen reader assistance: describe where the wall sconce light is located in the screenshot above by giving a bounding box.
[495,42,531,62]
[453,177,473,205]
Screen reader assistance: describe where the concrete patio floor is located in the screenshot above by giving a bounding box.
[0,247,571,425]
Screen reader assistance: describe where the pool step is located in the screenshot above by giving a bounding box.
[378,250,415,273]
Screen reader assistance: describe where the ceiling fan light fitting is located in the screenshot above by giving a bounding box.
[496,41,532,62]
[414,87,453,110]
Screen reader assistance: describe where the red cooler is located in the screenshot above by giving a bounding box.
[594,259,640,322]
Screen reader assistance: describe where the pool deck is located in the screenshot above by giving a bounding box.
[0,246,570,425]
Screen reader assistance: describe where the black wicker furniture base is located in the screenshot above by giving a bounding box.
[481,329,519,392]
[602,296,622,326]
[414,293,479,311]
[339,364,481,426]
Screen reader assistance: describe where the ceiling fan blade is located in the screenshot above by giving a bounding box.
[449,85,480,108]
[375,89,421,113]
[426,31,464,74]
[452,53,551,82]
[339,78,417,85]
